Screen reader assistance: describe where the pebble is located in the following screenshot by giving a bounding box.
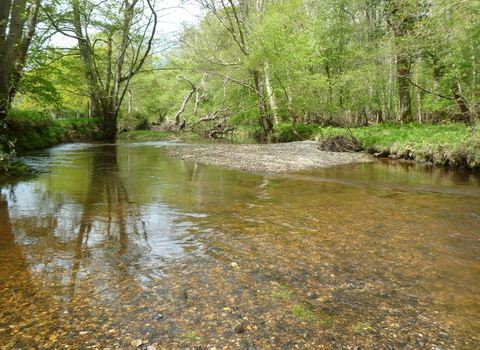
[164,141,375,173]
[130,339,143,346]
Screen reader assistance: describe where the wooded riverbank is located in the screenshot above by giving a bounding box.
[164,123,480,172]
[312,123,480,170]
[1,112,479,176]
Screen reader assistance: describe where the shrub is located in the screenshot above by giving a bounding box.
[273,123,320,142]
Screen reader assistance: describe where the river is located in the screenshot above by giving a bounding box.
[0,141,479,349]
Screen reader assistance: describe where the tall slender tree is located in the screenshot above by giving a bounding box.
[383,0,428,123]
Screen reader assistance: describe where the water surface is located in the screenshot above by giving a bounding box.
[1,141,479,349]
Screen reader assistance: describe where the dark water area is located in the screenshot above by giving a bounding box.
[1,141,479,349]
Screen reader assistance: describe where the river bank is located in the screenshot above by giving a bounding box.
[1,110,479,177]
[164,122,480,172]
[308,123,480,170]
[164,141,375,173]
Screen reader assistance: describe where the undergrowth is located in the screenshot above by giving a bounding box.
[3,110,101,151]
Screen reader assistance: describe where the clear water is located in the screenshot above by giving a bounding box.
[1,141,479,349]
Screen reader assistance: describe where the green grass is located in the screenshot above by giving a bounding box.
[273,121,480,168]
[3,110,102,151]
[274,123,321,142]
[313,123,480,169]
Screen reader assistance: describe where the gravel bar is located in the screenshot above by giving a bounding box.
[164,141,375,173]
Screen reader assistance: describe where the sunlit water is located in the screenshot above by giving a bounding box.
[1,141,479,349]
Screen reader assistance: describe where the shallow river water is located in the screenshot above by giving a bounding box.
[1,141,479,350]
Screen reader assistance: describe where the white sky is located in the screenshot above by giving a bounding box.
[48,0,203,48]
[159,0,202,32]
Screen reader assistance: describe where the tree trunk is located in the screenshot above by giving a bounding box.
[67,0,157,140]
[452,89,471,123]
[287,106,304,141]
[253,70,273,141]
[263,60,279,124]
[0,0,40,122]
[396,54,413,124]
[174,76,197,128]
[101,101,118,141]
[384,0,415,124]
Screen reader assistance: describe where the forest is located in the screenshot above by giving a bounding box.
[1,0,479,168]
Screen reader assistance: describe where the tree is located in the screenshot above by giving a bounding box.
[383,0,432,124]
[194,0,274,140]
[0,0,41,122]
[13,46,89,116]
[413,0,480,123]
[46,0,158,139]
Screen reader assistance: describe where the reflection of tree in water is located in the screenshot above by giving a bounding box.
[0,190,33,297]
[0,190,64,348]
[0,145,170,348]
[69,145,155,295]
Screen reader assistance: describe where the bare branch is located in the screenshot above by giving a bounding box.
[406,78,455,100]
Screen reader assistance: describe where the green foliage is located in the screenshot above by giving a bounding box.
[4,110,101,151]
[18,73,63,110]
[3,0,478,142]
[273,123,321,142]
[5,110,64,151]
[118,112,151,132]
[56,118,102,142]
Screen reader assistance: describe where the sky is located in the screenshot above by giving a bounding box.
[48,0,203,48]
[158,0,202,33]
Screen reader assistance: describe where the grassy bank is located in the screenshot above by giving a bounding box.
[275,122,480,169]
[0,110,102,176]
[2,110,102,151]
[2,112,479,174]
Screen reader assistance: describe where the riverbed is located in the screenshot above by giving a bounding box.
[1,140,479,349]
